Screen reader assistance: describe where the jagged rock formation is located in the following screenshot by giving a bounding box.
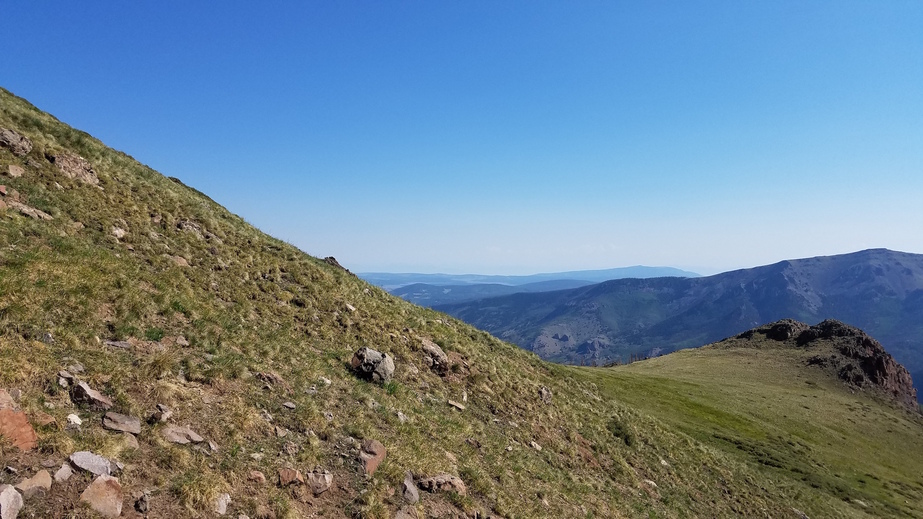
[738,319,918,409]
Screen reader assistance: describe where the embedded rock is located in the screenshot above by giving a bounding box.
[14,470,51,499]
[421,339,449,375]
[53,463,73,483]
[0,129,32,156]
[306,470,333,495]
[102,412,141,434]
[0,390,15,411]
[0,484,23,519]
[416,474,467,495]
[71,381,113,410]
[47,151,99,185]
[0,409,37,451]
[69,451,118,476]
[4,165,24,178]
[350,347,395,384]
[278,468,304,486]
[162,424,204,444]
[539,386,552,404]
[79,475,122,518]
[214,493,230,515]
[401,472,419,504]
[359,439,387,475]
[7,201,52,221]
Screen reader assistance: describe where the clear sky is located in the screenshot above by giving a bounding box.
[3,2,922,275]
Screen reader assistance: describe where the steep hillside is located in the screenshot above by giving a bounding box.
[437,250,923,378]
[2,88,922,519]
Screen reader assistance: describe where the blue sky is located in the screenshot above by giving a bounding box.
[3,1,922,275]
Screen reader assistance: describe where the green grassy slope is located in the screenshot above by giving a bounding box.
[1,87,922,518]
[570,336,923,518]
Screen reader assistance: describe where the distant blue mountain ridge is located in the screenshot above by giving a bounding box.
[359,265,700,291]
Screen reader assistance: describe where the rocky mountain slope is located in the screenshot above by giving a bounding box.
[437,249,923,383]
[2,87,922,518]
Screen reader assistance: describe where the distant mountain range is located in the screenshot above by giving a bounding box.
[435,249,923,396]
[359,265,700,291]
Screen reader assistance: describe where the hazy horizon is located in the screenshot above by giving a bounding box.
[4,2,921,275]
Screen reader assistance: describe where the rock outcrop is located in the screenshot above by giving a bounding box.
[739,319,918,409]
[46,151,99,185]
[0,128,32,156]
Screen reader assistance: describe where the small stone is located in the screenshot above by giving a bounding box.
[395,507,418,519]
[324,411,334,422]
[6,165,25,178]
[0,390,15,410]
[15,470,51,499]
[275,426,288,438]
[70,451,119,476]
[538,386,552,404]
[71,381,113,410]
[134,493,150,513]
[33,412,55,427]
[102,412,141,434]
[41,332,54,344]
[278,468,304,486]
[359,439,387,475]
[319,377,331,386]
[529,441,542,452]
[397,411,408,424]
[345,303,356,312]
[58,377,69,388]
[209,440,219,452]
[149,404,172,423]
[54,463,73,483]
[306,470,333,495]
[111,227,126,239]
[161,424,204,444]
[282,401,296,410]
[122,433,139,450]
[643,479,658,488]
[0,484,24,519]
[66,362,85,373]
[66,414,82,426]
[41,459,56,469]
[448,400,465,411]
[104,340,131,349]
[248,471,266,484]
[416,474,466,496]
[401,472,419,504]
[80,475,122,518]
[214,493,230,515]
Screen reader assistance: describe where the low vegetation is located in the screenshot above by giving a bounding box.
[1,87,922,518]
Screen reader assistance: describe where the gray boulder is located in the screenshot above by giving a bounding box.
[350,347,395,384]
